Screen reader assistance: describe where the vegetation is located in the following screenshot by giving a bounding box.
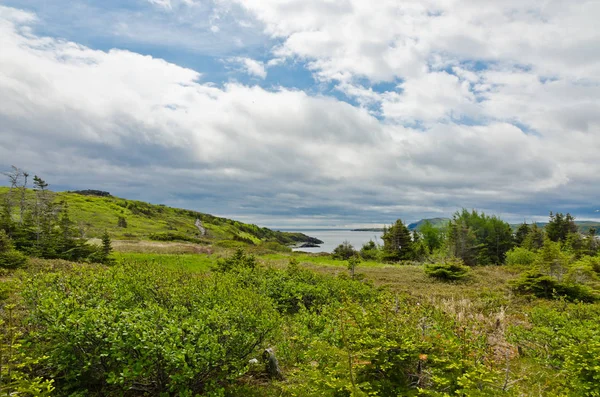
[2,168,600,396]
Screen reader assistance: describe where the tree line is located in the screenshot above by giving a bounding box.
[0,166,113,266]
[334,208,597,267]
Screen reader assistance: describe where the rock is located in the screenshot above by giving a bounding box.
[299,242,320,248]
[195,218,206,236]
[262,348,284,380]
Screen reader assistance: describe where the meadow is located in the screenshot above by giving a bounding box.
[1,186,600,396]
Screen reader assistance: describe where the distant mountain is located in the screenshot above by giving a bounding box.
[352,218,450,232]
[407,218,450,231]
[509,221,600,234]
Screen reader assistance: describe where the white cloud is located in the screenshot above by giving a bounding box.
[228,57,267,79]
[1,4,600,225]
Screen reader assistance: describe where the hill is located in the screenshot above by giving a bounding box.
[407,217,450,231]
[353,218,450,232]
[0,187,322,246]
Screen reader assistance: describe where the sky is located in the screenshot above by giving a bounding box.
[1,0,599,228]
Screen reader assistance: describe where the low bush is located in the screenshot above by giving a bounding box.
[505,246,537,268]
[331,241,357,260]
[424,258,471,281]
[19,262,279,395]
[148,232,204,243]
[511,271,598,302]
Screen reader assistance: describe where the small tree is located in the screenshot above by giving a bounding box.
[382,219,414,262]
[117,216,128,228]
[0,230,28,269]
[332,241,357,260]
[359,240,379,260]
[347,255,361,279]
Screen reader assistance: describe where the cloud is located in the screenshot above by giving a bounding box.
[1,4,600,227]
[228,57,267,79]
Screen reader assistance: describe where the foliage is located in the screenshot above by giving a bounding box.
[382,219,414,262]
[359,240,379,261]
[508,302,600,396]
[18,262,279,395]
[0,303,55,395]
[447,209,513,266]
[546,212,578,243]
[522,223,545,251]
[510,272,598,302]
[513,222,530,246]
[0,230,28,269]
[420,220,445,253]
[148,231,205,243]
[424,258,471,281]
[332,240,357,260]
[214,248,257,272]
[504,247,537,268]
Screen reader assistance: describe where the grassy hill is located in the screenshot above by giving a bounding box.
[0,187,321,246]
[407,217,450,231]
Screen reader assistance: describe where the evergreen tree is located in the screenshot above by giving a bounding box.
[546,212,578,243]
[514,222,531,246]
[420,220,445,253]
[99,230,114,264]
[382,219,414,262]
[522,223,545,251]
[447,209,513,266]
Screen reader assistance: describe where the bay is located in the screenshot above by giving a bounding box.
[280,229,384,253]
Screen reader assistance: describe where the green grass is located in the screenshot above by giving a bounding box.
[0,187,318,246]
[113,252,215,272]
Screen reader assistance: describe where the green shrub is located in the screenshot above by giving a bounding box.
[511,271,598,302]
[508,303,600,396]
[359,240,379,260]
[259,241,292,253]
[424,258,470,281]
[20,262,279,395]
[0,250,28,269]
[148,232,203,243]
[505,246,537,268]
[331,241,357,260]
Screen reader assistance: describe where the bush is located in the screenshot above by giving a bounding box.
[359,240,379,260]
[0,231,28,269]
[20,262,279,395]
[424,258,470,281]
[511,272,598,302]
[0,250,29,269]
[331,240,356,260]
[505,246,537,268]
[148,232,203,243]
[258,241,292,253]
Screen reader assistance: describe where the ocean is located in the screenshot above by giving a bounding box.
[282,229,384,253]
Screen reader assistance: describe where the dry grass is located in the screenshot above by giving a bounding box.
[112,240,213,255]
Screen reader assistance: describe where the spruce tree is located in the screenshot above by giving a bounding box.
[382,219,414,262]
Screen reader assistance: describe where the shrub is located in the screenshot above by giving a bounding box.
[0,230,28,269]
[332,240,357,260]
[505,246,537,268]
[148,232,203,243]
[0,250,29,269]
[257,241,292,253]
[511,272,598,302]
[20,262,279,395]
[424,258,470,281]
[359,240,379,260]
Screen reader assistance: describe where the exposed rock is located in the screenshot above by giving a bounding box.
[195,218,206,236]
[263,348,284,380]
[299,242,320,248]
